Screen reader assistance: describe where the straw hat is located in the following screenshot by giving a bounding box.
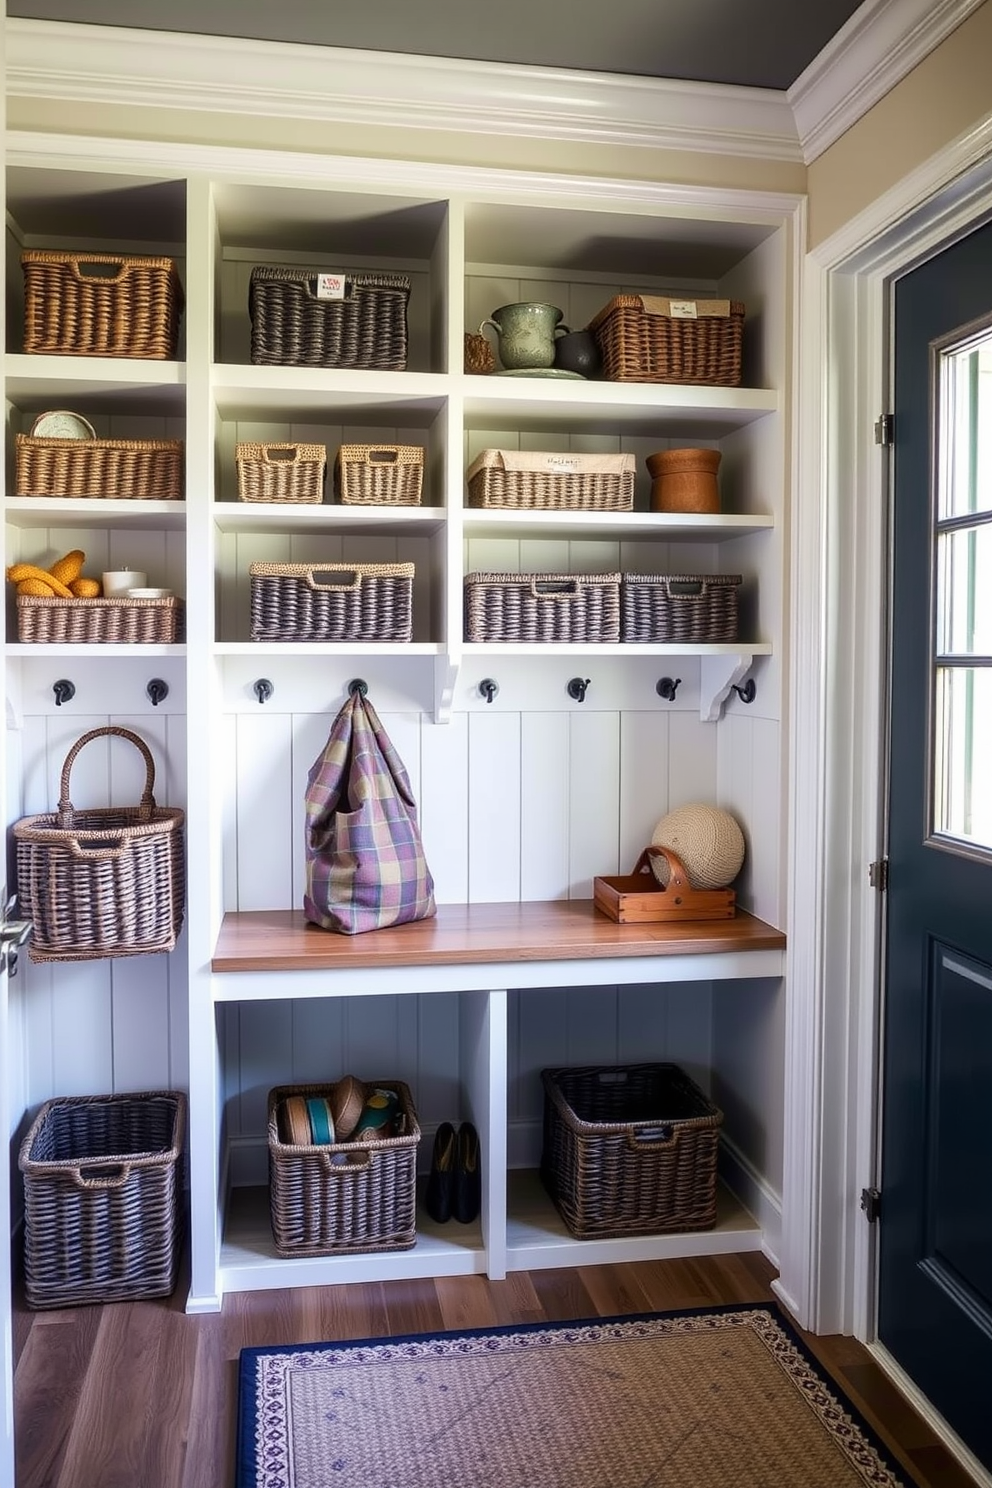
[650,803,745,889]
[330,1075,366,1142]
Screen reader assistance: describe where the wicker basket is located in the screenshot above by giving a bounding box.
[249,267,410,369]
[236,442,326,504]
[620,573,741,643]
[268,1081,420,1257]
[13,726,186,963]
[541,1063,723,1239]
[334,444,425,506]
[464,571,620,643]
[18,1091,186,1308]
[14,432,184,501]
[466,449,635,512]
[249,561,414,642]
[588,296,745,386]
[21,250,183,360]
[16,594,184,645]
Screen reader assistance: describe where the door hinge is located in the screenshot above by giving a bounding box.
[868,858,889,891]
[874,413,894,446]
[860,1187,882,1223]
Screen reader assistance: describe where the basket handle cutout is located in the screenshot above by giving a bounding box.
[366,448,398,464]
[70,258,129,284]
[319,1148,373,1173]
[72,1163,133,1189]
[304,568,362,592]
[56,726,157,828]
[65,835,132,861]
[664,579,707,599]
[530,578,579,601]
[627,1126,676,1148]
[261,445,302,463]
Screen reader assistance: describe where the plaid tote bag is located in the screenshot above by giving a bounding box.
[303,690,436,934]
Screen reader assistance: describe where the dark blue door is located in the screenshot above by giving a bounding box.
[880,218,992,1467]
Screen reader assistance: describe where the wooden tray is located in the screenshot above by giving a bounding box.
[594,846,735,923]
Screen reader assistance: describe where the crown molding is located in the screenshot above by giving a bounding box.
[5,18,803,163]
[788,0,986,164]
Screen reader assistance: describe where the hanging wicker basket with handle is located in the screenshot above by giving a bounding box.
[13,726,185,963]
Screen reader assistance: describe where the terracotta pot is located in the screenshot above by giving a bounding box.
[647,448,722,513]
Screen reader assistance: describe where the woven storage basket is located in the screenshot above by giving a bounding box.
[249,561,414,642]
[14,432,184,501]
[16,594,184,645]
[466,449,635,512]
[21,250,183,360]
[588,296,745,386]
[268,1081,420,1257]
[18,1090,185,1308]
[541,1063,723,1239]
[621,573,741,644]
[236,442,326,504]
[13,726,185,962]
[464,571,620,644]
[334,444,425,506]
[249,267,411,369]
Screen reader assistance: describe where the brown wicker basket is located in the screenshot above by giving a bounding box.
[268,1081,420,1257]
[334,444,425,506]
[466,449,635,512]
[236,443,326,504]
[620,573,741,643]
[13,726,186,963]
[249,267,410,369]
[541,1062,723,1239]
[16,594,184,644]
[21,250,183,360]
[464,571,620,643]
[249,561,414,642]
[14,432,184,501]
[18,1090,186,1308]
[588,296,745,386]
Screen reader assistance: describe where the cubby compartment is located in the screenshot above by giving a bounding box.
[210,182,450,373]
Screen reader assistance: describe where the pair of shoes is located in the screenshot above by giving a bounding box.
[424,1121,482,1225]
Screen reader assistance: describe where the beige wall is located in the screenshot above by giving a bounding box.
[808,0,992,247]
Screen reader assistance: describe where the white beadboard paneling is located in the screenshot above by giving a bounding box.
[667,711,718,807]
[616,984,671,1064]
[520,713,570,900]
[467,711,521,901]
[290,711,335,912]
[290,999,347,1085]
[49,960,114,1097]
[111,953,174,1093]
[420,709,469,903]
[417,992,463,1129]
[712,975,785,1190]
[235,711,294,910]
[619,711,670,871]
[664,981,715,1086]
[222,710,239,913]
[236,1000,293,1137]
[568,710,619,896]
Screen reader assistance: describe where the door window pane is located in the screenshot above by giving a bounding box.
[938,341,992,520]
[934,667,992,846]
[937,523,992,655]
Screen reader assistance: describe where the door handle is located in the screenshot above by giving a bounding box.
[1,894,33,976]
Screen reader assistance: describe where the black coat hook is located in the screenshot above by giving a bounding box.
[253,678,273,704]
[479,678,499,703]
[348,678,369,698]
[567,677,591,702]
[52,679,75,707]
[732,678,756,704]
[656,676,682,701]
[146,678,169,707]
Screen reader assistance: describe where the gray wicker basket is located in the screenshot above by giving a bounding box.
[249,561,414,642]
[620,573,741,643]
[464,571,620,643]
[249,267,410,369]
[19,1090,186,1308]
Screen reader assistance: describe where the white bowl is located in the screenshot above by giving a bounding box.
[126,587,173,600]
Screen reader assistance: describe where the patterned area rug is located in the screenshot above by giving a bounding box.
[236,1303,909,1488]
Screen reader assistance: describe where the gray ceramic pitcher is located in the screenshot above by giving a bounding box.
[479,302,569,370]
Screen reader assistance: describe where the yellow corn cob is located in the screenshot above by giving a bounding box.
[70,577,102,598]
[49,549,86,585]
[6,564,74,598]
[17,577,57,597]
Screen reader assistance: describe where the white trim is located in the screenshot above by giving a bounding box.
[5,18,803,163]
[719,1136,782,1270]
[788,0,986,164]
[869,1343,992,1488]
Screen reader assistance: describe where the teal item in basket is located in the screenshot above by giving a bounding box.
[305,1097,337,1145]
[351,1087,399,1140]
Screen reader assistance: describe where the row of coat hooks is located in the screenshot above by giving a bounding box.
[477,675,757,704]
[252,678,369,704]
[52,678,171,707]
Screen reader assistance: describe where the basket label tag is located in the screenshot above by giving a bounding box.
[316,272,346,300]
[669,300,698,319]
[545,454,579,472]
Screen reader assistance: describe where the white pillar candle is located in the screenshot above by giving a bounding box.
[102,569,147,596]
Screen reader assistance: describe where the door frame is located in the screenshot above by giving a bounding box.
[787,113,992,1478]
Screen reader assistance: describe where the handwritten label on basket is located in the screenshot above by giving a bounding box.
[316,272,346,300]
[544,454,580,473]
[669,300,699,319]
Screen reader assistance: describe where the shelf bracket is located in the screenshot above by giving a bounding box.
[433,655,460,725]
[699,653,755,722]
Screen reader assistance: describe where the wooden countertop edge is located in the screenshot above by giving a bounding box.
[212,902,787,973]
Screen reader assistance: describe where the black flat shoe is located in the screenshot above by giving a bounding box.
[424,1121,456,1223]
[454,1121,481,1224]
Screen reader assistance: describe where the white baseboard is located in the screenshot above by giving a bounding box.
[718,1135,782,1269]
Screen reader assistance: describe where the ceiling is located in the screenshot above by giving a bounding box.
[6,0,868,92]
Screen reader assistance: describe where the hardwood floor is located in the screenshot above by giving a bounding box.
[11,1249,980,1488]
